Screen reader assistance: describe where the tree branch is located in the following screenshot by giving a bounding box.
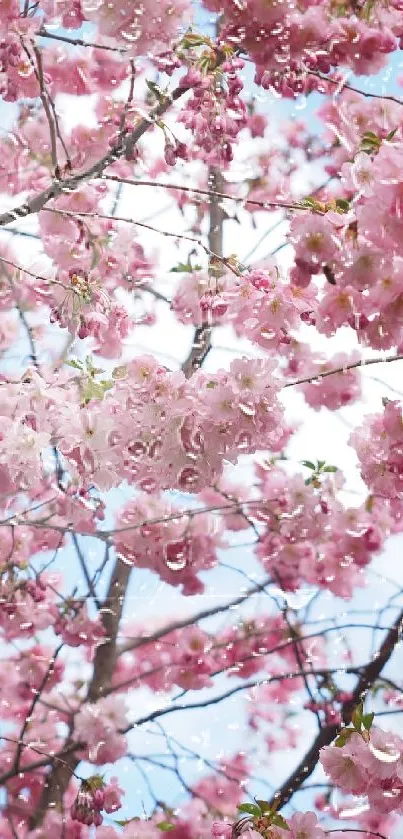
[182,167,224,378]
[30,558,132,827]
[0,85,190,228]
[269,606,403,811]
[285,353,403,388]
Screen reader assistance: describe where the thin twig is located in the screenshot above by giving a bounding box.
[20,40,59,176]
[270,606,403,810]
[0,84,191,228]
[310,69,403,106]
[182,166,224,377]
[38,27,130,53]
[42,206,244,278]
[13,644,63,772]
[102,174,317,214]
[285,354,403,388]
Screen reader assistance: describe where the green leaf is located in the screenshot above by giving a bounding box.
[181,30,209,48]
[301,461,316,470]
[335,198,350,212]
[271,815,290,831]
[352,701,363,731]
[301,197,319,209]
[365,494,374,513]
[170,262,193,273]
[156,822,176,831]
[146,80,167,103]
[334,728,354,747]
[237,803,261,817]
[254,800,271,815]
[66,358,83,370]
[317,460,326,470]
[115,817,141,826]
[362,712,375,732]
[386,127,398,141]
[323,465,338,473]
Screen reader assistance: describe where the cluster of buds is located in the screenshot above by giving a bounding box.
[0,33,34,101]
[70,778,105,827]
[71,775,123,826]
[50,268,111,338]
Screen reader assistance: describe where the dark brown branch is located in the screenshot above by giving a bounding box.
[269,607,403,811]
[13,645,63,773]
[182,167,224,378]
[0,85,190,228]
[285,354,403,389]
[87,560,132,701]
[38,27,129,53]
[20,41,59,177]
[32,44,71,173]
[30,559,132,827]
[309,69,403,106]
[119,574,273,654]
[124,668,357,731]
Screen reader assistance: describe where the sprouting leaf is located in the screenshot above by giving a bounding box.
[115,817,141,826]
[237,803,261,817]
[254,800,271,814]
[352,701,363,731]
[334,728,354,747]
[334,198,350,212]
[181,30,209,48]
[365,495,374,513]
[301,197,319,209]
[386,127,398,141]
[301,461,316,470]
[361,131,379,141]
[156,822,176,831]
[170,262,194,273]
[323,465,338,473]
[271,815,290,831]
[146,80,167,103]
[362,712,375,731]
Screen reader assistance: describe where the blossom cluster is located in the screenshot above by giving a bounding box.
[321,725,403,814]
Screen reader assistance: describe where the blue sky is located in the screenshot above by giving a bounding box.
[1,3,403,830]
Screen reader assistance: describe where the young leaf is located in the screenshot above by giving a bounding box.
[146,80,167,103]
[156,822,176,831]
[352,701,363,731]
[237,803,261,817]
[362,712,375,732]
[254,800,271,815]
[386,127,398,141]
[271,815,290,831]
[335,198,350,211]
[115,817,141,826]
[334,728,354,747]
[170,262,193,273]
